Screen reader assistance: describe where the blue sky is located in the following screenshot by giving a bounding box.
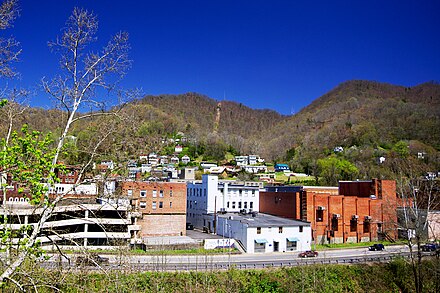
[4,0,440,114]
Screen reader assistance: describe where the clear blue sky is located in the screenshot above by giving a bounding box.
[5,0,440,115]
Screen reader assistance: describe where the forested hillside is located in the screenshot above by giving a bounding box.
[1,80,439,182]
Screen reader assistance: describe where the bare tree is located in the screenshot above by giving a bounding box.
[0,0,20,78]
[1,7,131,286]
[393,157,440,293]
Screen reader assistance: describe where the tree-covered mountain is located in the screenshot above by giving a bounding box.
[2,80,439,181]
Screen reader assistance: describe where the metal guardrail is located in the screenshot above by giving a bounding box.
[41,251,432,272]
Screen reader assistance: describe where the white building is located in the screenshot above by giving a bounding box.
[148,153,158,166]
[181,155,191,164]
[235,155,263,166]
[217,213,311,253]
[186,175,260,232]
[48,183,98,196]
[242,165,268,174]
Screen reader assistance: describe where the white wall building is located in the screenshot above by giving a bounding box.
[49,183,98,196]
[186,175,260,232]
[217,213,311,253]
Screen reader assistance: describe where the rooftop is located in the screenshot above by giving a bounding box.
[218,212,310,227]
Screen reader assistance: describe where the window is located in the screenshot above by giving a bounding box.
[170,189,173,197]
[250,202,253,209]
[363,222,370,233]
[252,190,255,197]
[331,218,339,231]
[159,190,164,197]
[140,190,146,197]
[227,202,230,208]
[316,210,324,222]
[159,201,163,208]
[377,223,382,233]
[254,241,266,253]
[279,227,283,233]
[244,202,247,209]
[257,227,261,234]
[238,202,242,209]
[152,201,157,209]
[350,219,357,232]
[152,190,157,197]
[140,201,146,209]
[170,202,173,208]
[232,202,236,209]
[239,190,242,196]
[286,240,297,251]
[127,189,133,196]
[299,226,303,233]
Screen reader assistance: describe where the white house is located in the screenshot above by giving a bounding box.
[49,183,98,196]
[181,155,191,164]
[216,213,311,253]
[235,156,249,166]
[175,145,183,153]
[170,156,180,165]
[186,175,260,232]
[148,153,158,166]
[141,164,152,173]
[159,155,168,165]
[242,165,268,174]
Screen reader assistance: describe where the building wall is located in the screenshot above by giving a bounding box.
[259,191,298,219]
[427,212,440,241]
[138,214,186,237]
[121,181,187,237]
[259,180,397,244]
[187,175,260,231]
[216,216,311,253]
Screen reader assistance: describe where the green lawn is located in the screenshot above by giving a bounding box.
[315,240,406,250]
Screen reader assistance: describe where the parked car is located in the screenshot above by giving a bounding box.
[368,243,385,251]
[298,250,318,258]
[76,253,109,266]
[421,243,439,252]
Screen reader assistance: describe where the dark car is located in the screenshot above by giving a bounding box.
[298,250,319,258]
[368,243,385,251]
[76,253,109,266]
[421,243,439,252]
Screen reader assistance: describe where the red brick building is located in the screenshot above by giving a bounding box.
[260,179,397,244]
[121,181,187,237]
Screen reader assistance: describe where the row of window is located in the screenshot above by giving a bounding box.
[8,197,29,202]
[226,201,254,209]
[187,188,207,197]
[329,218,371,233]
[256,226,304,234]
[127,189,173,198]
[219,189,256,197]
[139,201,172,209]
[255,240,298,252]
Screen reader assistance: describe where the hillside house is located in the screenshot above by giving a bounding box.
[274,164,290,172]
[175,145,183,153]
[181,155,191,164]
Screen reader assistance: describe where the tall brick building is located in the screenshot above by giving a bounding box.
[260,179,397,244]
[121,181,187,237]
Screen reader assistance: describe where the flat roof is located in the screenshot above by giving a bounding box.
[218,212,310,227]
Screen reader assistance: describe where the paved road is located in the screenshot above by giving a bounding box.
[43,244,427,271]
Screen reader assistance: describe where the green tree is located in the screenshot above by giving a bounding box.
[317,155,359,186]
